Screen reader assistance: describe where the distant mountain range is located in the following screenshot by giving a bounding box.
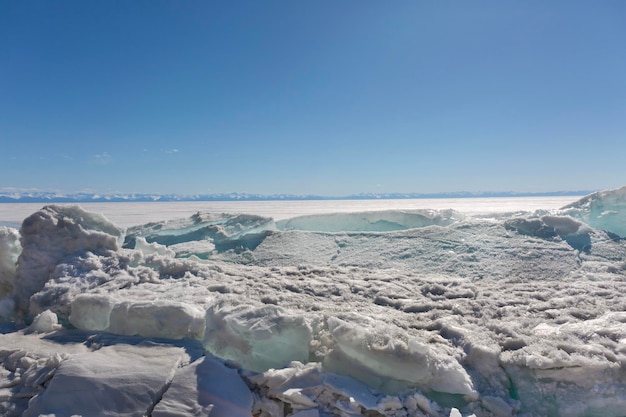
[0,190,594,203]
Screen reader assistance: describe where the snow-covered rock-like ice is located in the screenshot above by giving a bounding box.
[1,191,626,416]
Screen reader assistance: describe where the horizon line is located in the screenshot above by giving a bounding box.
[0,189,596,203]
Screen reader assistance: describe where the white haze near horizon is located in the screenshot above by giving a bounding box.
[0,196,581,228]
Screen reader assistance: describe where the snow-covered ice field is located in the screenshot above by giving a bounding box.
[1,188,626,417]
[0,196,581,228]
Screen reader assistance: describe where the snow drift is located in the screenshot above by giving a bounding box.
[1,187,626,417]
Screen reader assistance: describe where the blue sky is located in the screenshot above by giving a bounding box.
[1,1,625,196]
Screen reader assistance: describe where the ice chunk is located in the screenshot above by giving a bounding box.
[23,343,186,417]
[108,300,205,339]
[323,317,476,397]
[27,310,61,333]
[152,355,253,417]
[13,205,123,317]
[505,215,593,252]
[167,240,216,259]
[322,372,379,410]
[501,312,626,416]
[0,343,70,416]
[69,294,116,331]
[449,409,477,417]
[0,226,20,299]
[134,237,175,257]
[276,209,462,232]
[125,212,275,256]
[247,362,400,416]
[561,185,626,238]
[203,301,311,372]
[449,408,462,417]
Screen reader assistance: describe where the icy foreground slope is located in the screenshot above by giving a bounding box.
[0,187,625,417]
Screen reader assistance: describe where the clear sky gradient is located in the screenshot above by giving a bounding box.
[1,1,625,196]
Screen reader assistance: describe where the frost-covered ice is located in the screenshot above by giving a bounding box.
[1,187,626,416]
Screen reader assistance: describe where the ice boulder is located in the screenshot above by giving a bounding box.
[69,294,117,331]
[322,317,477,398]
[152,355,253,417]
[13,205,124,317]
[203,301,312,372]
[500,312,626,417]
[0,226,20,299]
[134,236,175,257]
[561,185,626,238]
[23,342,188,417]
[108,300,206,340]
[28,309,62,333]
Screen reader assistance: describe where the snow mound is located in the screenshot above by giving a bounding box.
[561,185,626,238]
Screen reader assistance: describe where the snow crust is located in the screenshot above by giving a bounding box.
[1,191,626,416]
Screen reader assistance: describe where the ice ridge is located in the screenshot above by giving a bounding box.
[276,209,463,232]
[124,212,276,258]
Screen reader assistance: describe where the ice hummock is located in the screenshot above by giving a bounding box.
[11,205,124,318]
[560,185,626,238]
[0,190,625,417]
[0,226,20,300]
[125,211,276,258]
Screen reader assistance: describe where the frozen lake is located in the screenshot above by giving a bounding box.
[2,189,626,417]
[0,196,581,228]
